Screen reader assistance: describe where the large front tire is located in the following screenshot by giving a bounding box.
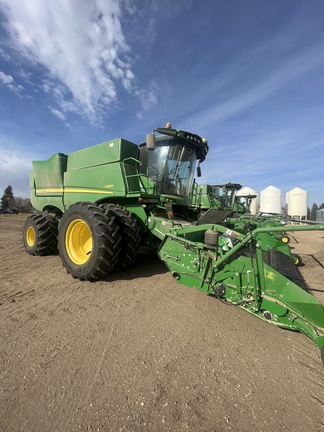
[58,202,121,280]
[23,214,58,256]
[103,204,142,271]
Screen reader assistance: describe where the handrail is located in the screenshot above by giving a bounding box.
[121,157,143,194]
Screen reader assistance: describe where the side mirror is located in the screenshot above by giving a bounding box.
[146,133,155,151]
[197,164,201,177]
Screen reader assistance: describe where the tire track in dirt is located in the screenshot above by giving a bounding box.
[1,215,324,432]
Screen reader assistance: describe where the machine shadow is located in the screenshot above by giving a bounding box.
[100,247,169,282]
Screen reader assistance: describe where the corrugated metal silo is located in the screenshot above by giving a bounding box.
[286,187,307,219]
[259,185,282,214]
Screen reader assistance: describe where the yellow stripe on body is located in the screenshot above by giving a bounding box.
[36,188,114,195]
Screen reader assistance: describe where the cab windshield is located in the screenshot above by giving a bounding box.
[139,139,197,196]
[211,185,237,209]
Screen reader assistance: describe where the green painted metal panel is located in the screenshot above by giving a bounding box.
[67,138,138,171]
[63,163,125,208]
[30,138,142,210]
[30,153,67,212]
[30,191,65,213]
[32,153,67,194]
[196,184,212,206]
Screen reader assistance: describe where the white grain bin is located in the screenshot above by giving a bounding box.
[236,186,259,215]
[286,187,307,219]
[259,185,282,215]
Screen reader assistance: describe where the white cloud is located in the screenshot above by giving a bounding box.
[0,70,24,94]
[50,107,66,121]
[0,0,136,123]
[0,71,13,84]
[135,80,159,118]
[7,83,24,94]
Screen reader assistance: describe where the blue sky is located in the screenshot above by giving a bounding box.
[0,0,323,206]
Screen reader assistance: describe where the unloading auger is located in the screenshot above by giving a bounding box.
[158,222,324,364]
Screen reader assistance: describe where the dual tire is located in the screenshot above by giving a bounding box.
[23,214,58,255]
[23,202,142,280]
[58,202,122,280]
[103,204,142,271]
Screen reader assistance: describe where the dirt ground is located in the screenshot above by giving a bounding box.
[1,214,324,432]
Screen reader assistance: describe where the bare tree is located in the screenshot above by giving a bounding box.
[11,197,34,213]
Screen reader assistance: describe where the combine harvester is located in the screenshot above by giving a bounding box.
[192,182,301,264]
[22,124,324,364]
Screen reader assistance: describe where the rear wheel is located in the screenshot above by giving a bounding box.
[58,202,121,280]
[104,204,142,271]
[23,214,58,255]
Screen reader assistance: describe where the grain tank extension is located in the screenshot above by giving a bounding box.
[23,125,324,364]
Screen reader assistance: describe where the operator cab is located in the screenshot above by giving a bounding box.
[211,183,242,209]
[139,136,197,197]
[139,125,208,200]
[234,193,257,214]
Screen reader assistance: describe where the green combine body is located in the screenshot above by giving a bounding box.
[23,126,324,364]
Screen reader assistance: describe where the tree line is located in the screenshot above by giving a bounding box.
[0,185,33,214]
[308,202,324,221]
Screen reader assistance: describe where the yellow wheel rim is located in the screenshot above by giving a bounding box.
[26,226,36,247]
[65,219,92,265]
[281,236,289,243]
